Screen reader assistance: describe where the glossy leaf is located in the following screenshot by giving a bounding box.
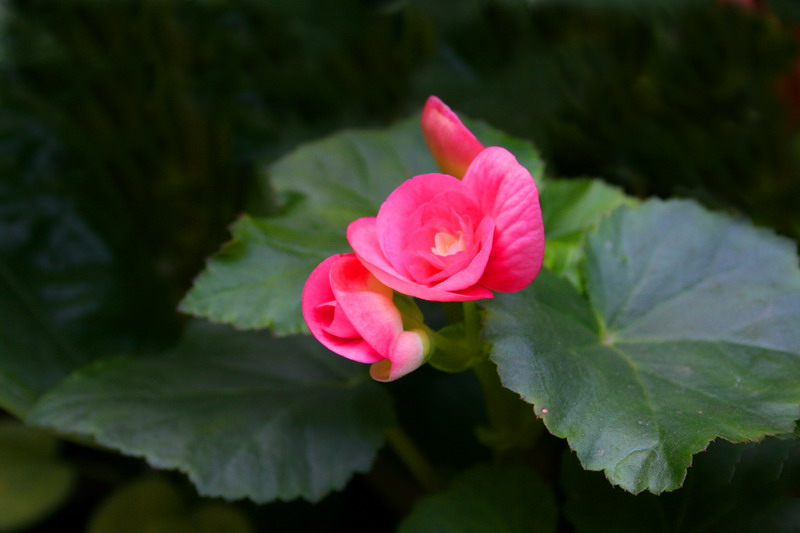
[0,421,76,531]
[398,465,557,533]
[179,216,346,334]
[183,114,543,333]
[562,437,800,532]
[484,199,800,493]
[29,322,395,503]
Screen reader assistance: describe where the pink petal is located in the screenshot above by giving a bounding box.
[376,173,475,267]
[370,330,427,382]
[347,218,494,301]
[462,147,545,292]
[302,255,383,364]
[329,255,403,356]
[421,96,485,178]
[315,301,359,338]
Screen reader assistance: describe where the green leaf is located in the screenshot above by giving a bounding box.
[179,216,347,334]
[484,199,800,493]
[540,179,632,240]
[562,437,800,532]
[88,476,253,533]
[398,464,557,533]
[539,178,633,288]
[29,322,395,503]
[0,421,76,531]
[184,114,544,333]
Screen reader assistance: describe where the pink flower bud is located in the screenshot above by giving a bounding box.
[421,96,485,178]
[302,254,430,382]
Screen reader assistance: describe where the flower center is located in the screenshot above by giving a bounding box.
[431,231,466,257]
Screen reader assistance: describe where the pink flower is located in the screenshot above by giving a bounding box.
[302,254,430,382]
[347,147,544,302]
[421,96,485,178]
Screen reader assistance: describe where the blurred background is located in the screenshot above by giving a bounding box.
[1,0,799,531]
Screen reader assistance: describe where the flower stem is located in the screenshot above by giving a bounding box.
[472,357,544,460]
[385,426,444,493]
[462,301,480,348]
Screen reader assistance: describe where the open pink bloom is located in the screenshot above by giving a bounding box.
[421,96,485,178]
[302,254,430,382]
[347,146,544,302]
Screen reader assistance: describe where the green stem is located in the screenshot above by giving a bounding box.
[385,426,443,493]
[462,301,480,347]
[472,358,544,460]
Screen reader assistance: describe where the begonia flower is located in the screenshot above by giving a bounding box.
[347,146,544,302]
[421,96,484,178]
[302,253,431,382]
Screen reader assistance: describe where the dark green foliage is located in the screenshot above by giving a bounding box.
[563,437,800,532]
[484,200,800,493]
[398,465,558,533]
[30,322,396,503]
[1,0,799,531]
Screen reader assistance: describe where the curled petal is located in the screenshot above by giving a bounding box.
[421,96,484,178]
[329,254,402,356]
[369,329,428,382]
[302,255,383,364]
[462,147,545,292]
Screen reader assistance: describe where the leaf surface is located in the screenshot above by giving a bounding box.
[562,437,800,532]
[398,465,557,533]
[179,216,347,334]
[29,322,395,503]
[484,199,800,493]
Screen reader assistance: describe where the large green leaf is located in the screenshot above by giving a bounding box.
[29,322,395,503]
[484,199,800,493]
[179,216,347,334]
[397,465,557,533]
[562,437,800,532]
[183,113,544,333]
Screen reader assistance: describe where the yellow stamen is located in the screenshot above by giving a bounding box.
[431,231,466,257]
